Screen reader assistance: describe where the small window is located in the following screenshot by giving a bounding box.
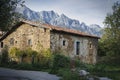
[28,39,32,46]
[76,41,80,55]
[15,41,17,44]
[10,38,14,45]
[89,43,92,49]
[44,28,47,32]
[1,42,3,48]
[63,40,66,46]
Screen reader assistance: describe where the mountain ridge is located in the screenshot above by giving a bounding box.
[16,5,102,37]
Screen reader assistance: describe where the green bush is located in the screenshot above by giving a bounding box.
[74,59,86,68]
[24,48,38,64]
[9,47,38,63]
[50,54,70,74]
[36,49,53,69]
[57,68,81,80]
[54,54,70,68]
[1,46,9,64]
[7,47,53,70]
[13,63,34,70]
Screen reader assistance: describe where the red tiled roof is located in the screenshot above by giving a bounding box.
[42,23,100,38]
[0,20,100,41]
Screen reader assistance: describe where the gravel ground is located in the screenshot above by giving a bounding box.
[0,68,60,80]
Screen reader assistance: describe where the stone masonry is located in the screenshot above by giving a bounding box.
[0,20,99,64]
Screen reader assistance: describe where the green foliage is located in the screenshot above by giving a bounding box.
[74,59,86,68]
[9,47,20,58]
[50,54,70,74]
[0,46,9,64]
[36,49,53,68]
[98,56,120,66]
[53,54,70,68]
[102,1,120,56]
[89,63,120,80]
[58,69,80,80]
[97,41,106,57]
[0,47,86,80]
[25,48,38,57]
[10,63,35,70]
[98,2,120,66]
[8,47,53,68]
[92,71,120,80]
[0,0,25,31]
[9,47,38,63]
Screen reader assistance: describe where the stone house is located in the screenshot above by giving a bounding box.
[0,20,99,64]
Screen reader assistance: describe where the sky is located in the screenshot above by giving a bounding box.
[25,0,120,27]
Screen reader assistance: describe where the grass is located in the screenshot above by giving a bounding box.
[91,71,120,80]
[88,64,120,80]
[58,68,79,80]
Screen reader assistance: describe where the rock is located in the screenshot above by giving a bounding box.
[79,70,89,76]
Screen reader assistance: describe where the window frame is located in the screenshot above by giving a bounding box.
[76,41,80,55]
[9,38,14,45]
[89,42,92,49]
[63,40,66,46]
[28,39,32,46]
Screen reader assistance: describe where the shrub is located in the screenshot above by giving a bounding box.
[13,63,34,70]
[50,54,70,74]
[53,54,70,68]
[24,48,38,64]
[98,55,120,66]
[1,45,9,64]
[57,68,80,80]
[9,47,38,63]
[36,49,53,69]
[9,47,26,62]
[74,59,86,68]
[9,47,20,62]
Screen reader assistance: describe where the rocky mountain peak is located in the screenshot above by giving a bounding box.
[16,5,102,37]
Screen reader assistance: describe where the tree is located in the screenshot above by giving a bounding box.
[0,0,25,31]
[102,1,120,56]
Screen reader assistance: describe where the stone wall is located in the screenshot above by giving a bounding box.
[1,23,50,52]
[50,31,98,64]
[0,22,98,64]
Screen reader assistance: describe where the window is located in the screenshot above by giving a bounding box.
[28,39,32,46]
[44,28,46,32]
[15,41,17,44]
[10,38,14,45]
[89,42,92,49]
[63,40,66,46]
[89,43,92,49]
[1,42,3,48]
[76,41,80,55]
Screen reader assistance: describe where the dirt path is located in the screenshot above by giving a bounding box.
[0,68,60,80]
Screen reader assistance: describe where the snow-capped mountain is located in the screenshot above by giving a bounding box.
[89,24,102,37]
[16,5,102,37]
